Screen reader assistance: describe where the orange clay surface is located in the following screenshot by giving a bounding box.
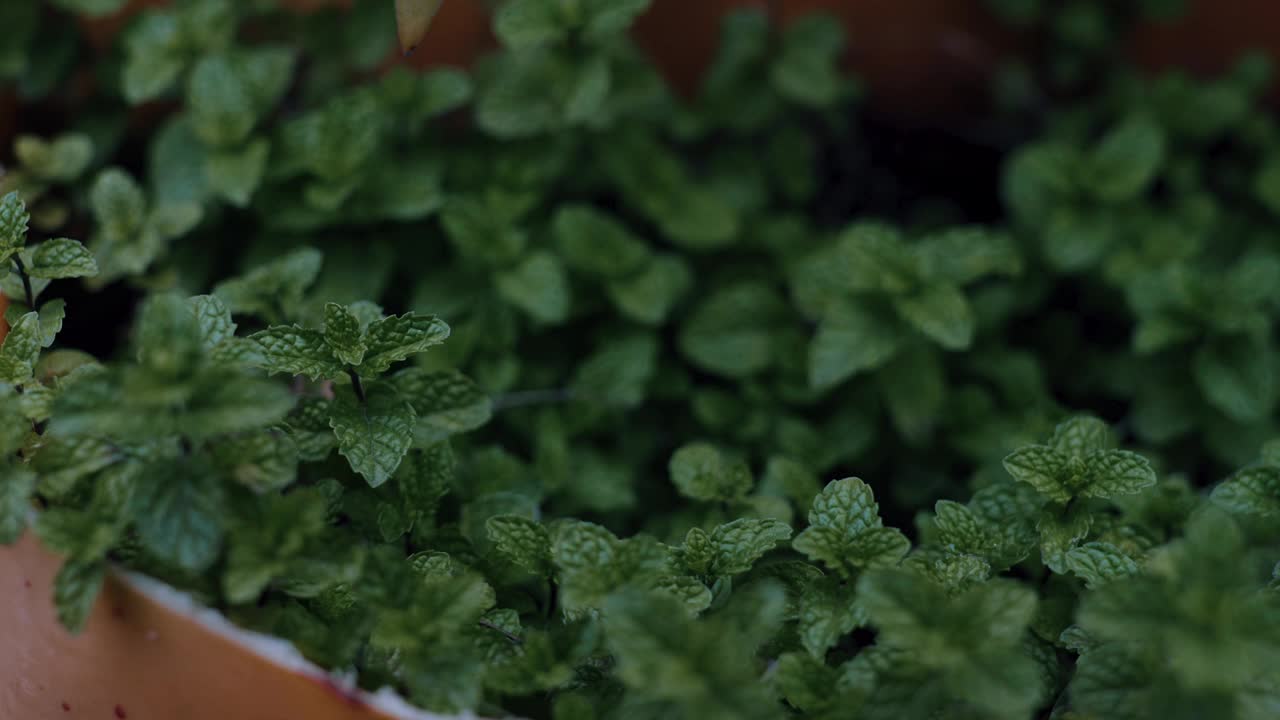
[0,530,454,720]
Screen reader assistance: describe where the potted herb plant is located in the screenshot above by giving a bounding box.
[6,1,1280,719]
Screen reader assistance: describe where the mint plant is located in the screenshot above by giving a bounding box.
[3,2,1280,719]
[249,304,454,486]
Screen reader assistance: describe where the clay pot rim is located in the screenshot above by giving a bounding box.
[115,566,448,717]
[104,553,476,720]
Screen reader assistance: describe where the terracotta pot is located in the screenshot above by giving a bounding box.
[78,0,168,53]
[633,0,1016,114]
[1,530,472,720]
[1129,0,1280,81]
[399,0,495,70]
[59,0,1280,114]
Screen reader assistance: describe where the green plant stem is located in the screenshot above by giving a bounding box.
[11,256,34,308]
[478,619,524,645]
[545,579,559,620]
[347,368,367,404]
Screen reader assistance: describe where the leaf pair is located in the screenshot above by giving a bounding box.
[792,478,910,578]
[251,303,449,382]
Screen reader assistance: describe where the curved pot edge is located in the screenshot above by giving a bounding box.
[3,528,501,720]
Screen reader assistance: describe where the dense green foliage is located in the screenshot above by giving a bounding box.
[4,1,1280,718]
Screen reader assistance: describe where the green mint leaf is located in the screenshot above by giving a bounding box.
[54,558,106,634]
[807,477,883,536]
[121,13,185,103]
[1132,314,1196,354]
[223,488,327,603]
[494,0,566,50]
[249,326,344,380]
[759,456,822,513]
[381,67,473,121]
[283,397,337,461]
[601,588,772,713]
[35,299,66,348]
[798,575,866,658]
[933,499,1014,570]
[1065,542,1140,589]
[1211,465,1280,516]
[89,168,146,243]
[1193,336,1277,422]
[373,570,496,652]
[581,0,651,39]
[49,367,291,442]
[0,191,29,258]
[133,293,205,376]
[0,387,28,456]
[207,139,269,207]
[358,313,451,375]
[1068,643,1154,720]
[1081,450,1157,499]
[1042,208,1114,272]
[1256,155,1280,216]
[570,333,657,409]
[708,518,792,575]
[668,442,753,502]
[792,524,909,575]
[605,254,692,326]
[180,374,295,439]
[387,368,492,445]
[771,16,845,107]
[674,527,714,575]
[26,238,99,279]
[844,526,913,568]
[876,343,945,444]
[1003,445,1071,504]
[831,222,917,293]
[893,283,975,350]
[914,227,1022,284]
[186,294,236,350]
[859,568,1038,664]
[486,514,552,575]
[329,383,416,487]
[788,525,846,571]
[650,575,714,615]
[550,520,620,609]
[494,251,570,325]
[213,247,322,322]
[0,467,35,544]
[439,195,527,266]
[134,459,226,572]
[1262,439,1280,468]
[1036,504,1093,573]
[1049,416,1115,456]
[680,282,787,379]
[212,431,299,493]
[14,132,93,181]
[30,436,119,501]
[1086,117,1165,202]
[187,50,291,148]
[809,299,902,391]
[1004,143,1078,222]
[793,478,906,576]
[553,205,651,279]
[147,203,203,243]
[323,302,367,366]
[395,443,453,522]
[0,311,42,384]
[36,505,119,561]
[773,652,839,712]
[8,298,67,349]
